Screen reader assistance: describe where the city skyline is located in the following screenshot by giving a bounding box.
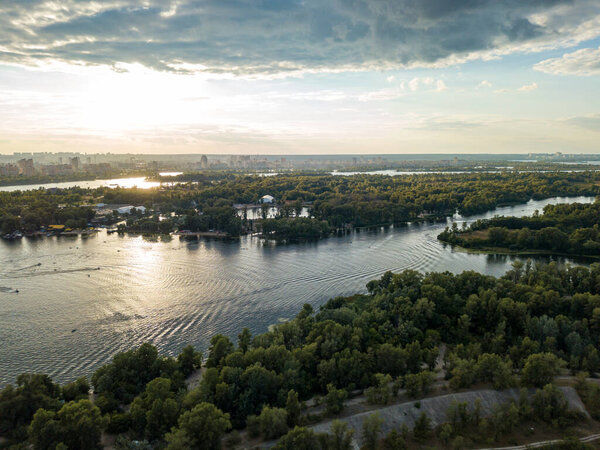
[0,0,599,155]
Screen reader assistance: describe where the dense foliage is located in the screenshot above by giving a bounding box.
[2,261,600,448]
[0,189,95,233]
[2,171,598,236]
[439,200,600,256]
[261,217,331,241]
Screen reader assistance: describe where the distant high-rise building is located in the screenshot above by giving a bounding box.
[0,164,19,176]
[69,157,80,171]
[200,155,208,169]
[42,164,73,176]
[17,158,35,176]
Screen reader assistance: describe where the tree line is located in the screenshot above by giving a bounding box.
[3,171,599,236]
[2,261,600,447]
[439,200,600,256]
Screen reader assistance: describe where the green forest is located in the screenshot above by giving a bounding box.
[3,262,600,448]
[1,171,599,237]
[439,201,600,257]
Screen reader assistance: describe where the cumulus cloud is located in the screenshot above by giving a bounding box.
[0,0,599,75]
[478,80,493,88]
[407,78,447,92]
[436,80,448,92]
[518,82,539,92]
[534,46,600,75]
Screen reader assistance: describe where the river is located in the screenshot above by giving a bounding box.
[2,167,598,193]
[0,196,595,385]
[0,177,162,192]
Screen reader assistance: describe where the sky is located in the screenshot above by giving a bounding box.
[0,0,599,155]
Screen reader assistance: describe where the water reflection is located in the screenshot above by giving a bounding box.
[0,195,596,385]
[0,177,165,192]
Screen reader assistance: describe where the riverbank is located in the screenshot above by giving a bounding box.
[174,230,230,238]
[0,195,595,387]
[439,241,600,260]
[438,198,600,260]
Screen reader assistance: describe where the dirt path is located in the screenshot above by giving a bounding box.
[477,433,600,449]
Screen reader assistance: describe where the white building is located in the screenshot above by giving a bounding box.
[260,195,275,204]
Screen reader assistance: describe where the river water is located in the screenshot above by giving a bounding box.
[3,167,598,193]
[0,177,162,192]
[0,196,595,385]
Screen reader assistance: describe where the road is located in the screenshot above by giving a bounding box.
[477,434,600,449]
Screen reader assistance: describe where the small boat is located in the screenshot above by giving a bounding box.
[3,232,23,240]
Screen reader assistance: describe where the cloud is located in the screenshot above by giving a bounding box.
[478,80,493,88]
[357,87,405,101]
[405,115,485,131]
[518,82,539,92]
[407,78,447,92]
[534,46,600,75]
[567,114,600,131]
[0,0,599,75]
[491,83,538,93]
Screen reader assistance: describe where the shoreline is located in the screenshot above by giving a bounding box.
[439,241,600,260]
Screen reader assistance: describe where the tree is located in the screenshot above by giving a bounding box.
[531,384,570,425]
[521,353,565,387]
[0,373,61,440]
[92,343,176,409]
[451,435,467,449]
[129,377,179,441]
[327,420,354,450]
[366,373,392,405]
[325,384,347,415]
[206,335,234,368]
[439,423,453,446]
[29,399,105,450]
[246,414,260,438]
[285,389,302,427]
[403,371,434,398]
[236,364,281,419]
[258,406,288,439]
[61,377,90,402]
[413,412,432,441]
[177,346,202,377]
[238,328,252,353]
[446,401,471,433]
[28,408,60,450]
[362,412,383,450]
[382,428,407,450]
[475,353,513,389]
[489,401,519,438]
[274,427,322,450]
[294,199,304,218]
[166,402,231,450]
